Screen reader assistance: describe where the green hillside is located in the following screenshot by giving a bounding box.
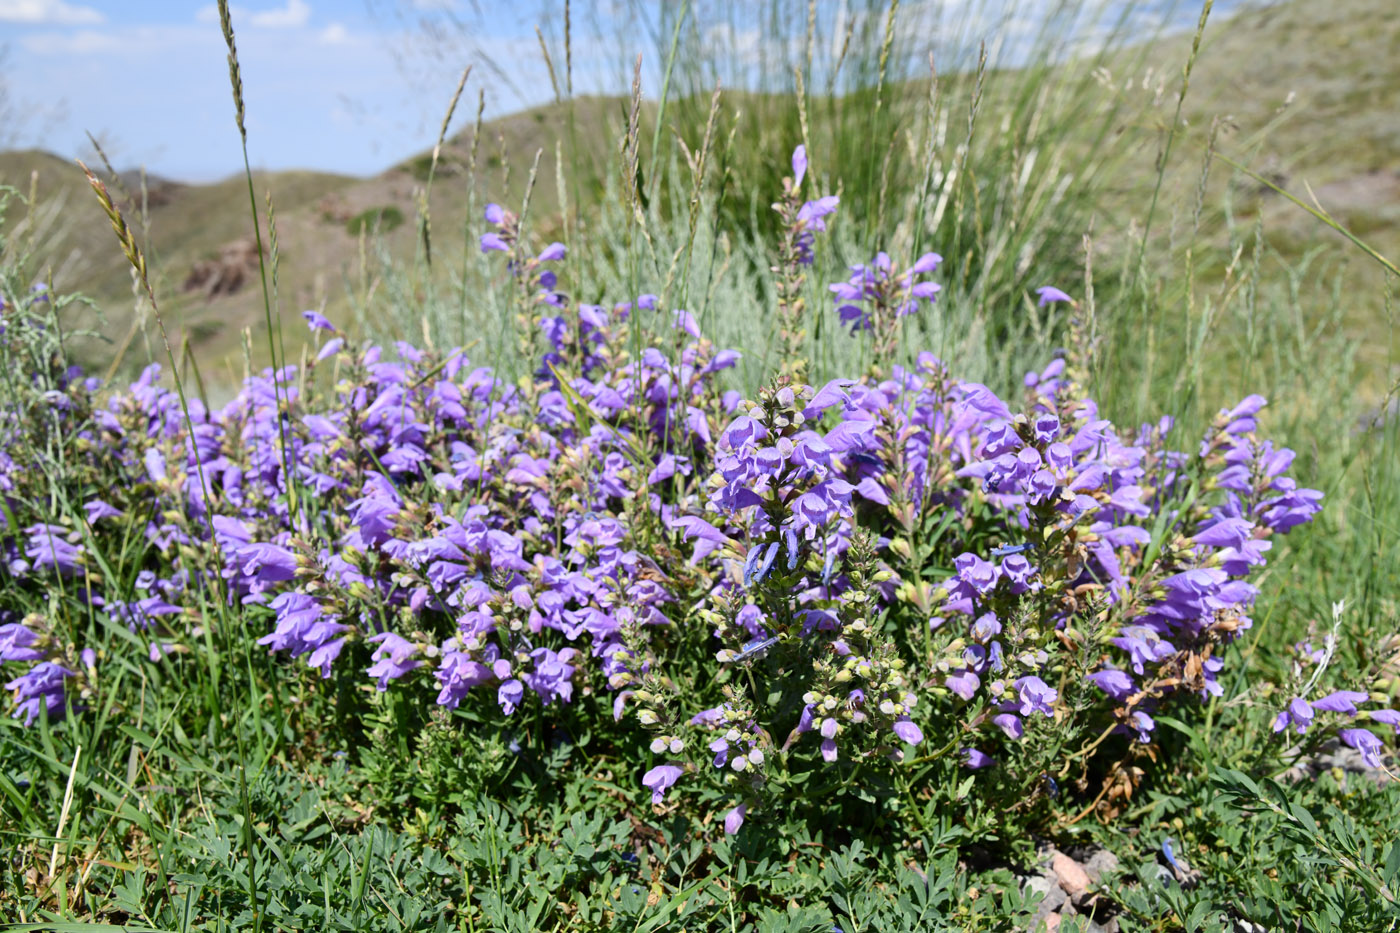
[1,0,1395,394]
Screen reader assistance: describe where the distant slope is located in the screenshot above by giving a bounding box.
[1,0,1395,390]
[0,95,636,388]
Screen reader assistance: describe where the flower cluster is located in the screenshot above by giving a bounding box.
[0,147,1361,840]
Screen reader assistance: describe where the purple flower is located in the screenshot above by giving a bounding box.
[643,764,683,804]
[1311,690,1369,716]
[1000,555,1036,589]
[971,612,1002,643]
[1272,696,1314,734]
[806,378,857,417]
[1369,709,1400,732]
[892,718,924,745]
[0,623,45,662]
[1191,517,1253,550]
[910,252,941,275]
[6,662,75,726]
[497,678,524,714]
[791,145,807,188]
[945,669,980,700]
[993,713,1024,740]
[484,203,505,224]
[537,242,566,262]
[1088,668,1135,701]
[1036,286,1073,306]
[365,633,422,691]
[1339,728,1383,769]
[796,196,839,230]
[954,552,998,595]
[1012,676,1058,717]
[523,647,576,707]
[724,803,748,835]
[83,500,123,523]
[302,310,336,332]
[24,524,82,576]
[962,748,995,769]
[1113,626,1175,675]
[480,233,509,253]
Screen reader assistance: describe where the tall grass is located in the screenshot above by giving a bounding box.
[364,0,1399,633]
[378,0,1400,734]
[1,0,1397,925]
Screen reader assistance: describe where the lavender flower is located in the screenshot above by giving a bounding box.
[642,764,683,804]
[6,662,75,725]
[1338,728,1383,769]
[0,623,45,662]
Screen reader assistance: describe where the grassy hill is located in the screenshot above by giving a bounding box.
[0,0,1395,397]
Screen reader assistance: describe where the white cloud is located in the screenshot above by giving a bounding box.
[249,0,310,29]
[318,22,349,45]
[196,0,312,30]
[0,0,103,25]
[21,24,210,56]
[20,28,117,53]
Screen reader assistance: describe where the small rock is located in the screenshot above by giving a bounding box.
[1026,873,1062,902]
[1042,913,1061,933]
[1084,848,1120,881]
[1052,851,1091,900]
[1027,872,1067,932]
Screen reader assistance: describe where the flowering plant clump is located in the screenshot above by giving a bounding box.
[0,147,1377,844]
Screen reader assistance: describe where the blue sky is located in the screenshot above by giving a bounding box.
[1,0,1223,182]
[0,0,604,180]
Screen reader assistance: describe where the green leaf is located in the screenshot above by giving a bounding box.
[1384,837,1400,887]
[1289,801,1319,837]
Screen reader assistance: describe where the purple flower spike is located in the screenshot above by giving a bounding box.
[1036,286,1073,306]
[643,764,683,804]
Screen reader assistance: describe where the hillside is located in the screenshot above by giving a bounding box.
[0,0,1395,393]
